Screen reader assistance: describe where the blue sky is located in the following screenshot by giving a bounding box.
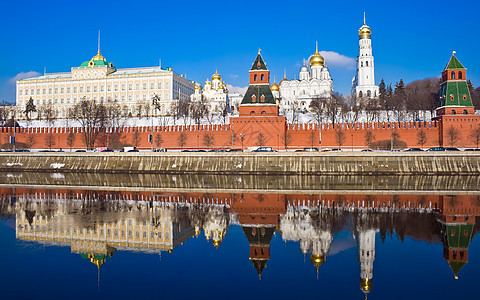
[0,0,479,103]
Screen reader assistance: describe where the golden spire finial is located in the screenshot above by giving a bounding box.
[315,41,319,54]
[363,12,366,25]
[258,48,261,54]
[98,30,101,54]
[283,69,287,79]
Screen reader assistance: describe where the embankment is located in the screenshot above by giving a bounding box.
[0,152,479,175]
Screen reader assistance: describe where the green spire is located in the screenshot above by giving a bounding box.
[444,52,465,70]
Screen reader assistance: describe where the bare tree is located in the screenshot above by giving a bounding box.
[469,127,480,149]
[417,129,427,149]
[364,131,376,148]
[203,133,215,148]
[309,97,324,124]
[45,134,56,151]
[178,132,187,149]
[191,101,208,125]
[324,92,345,124]
[67,131,76,151]
[256,132,267,147]
[71,97,108,150]
[283,131,292,150]
[132,128,141,148]
[43,104,56,126]
[155,133,164,149]
[26,134,36,149]
[334,128,346,149]
[446,126,461,147]
[308,131,316,148]
[219,101,229,125]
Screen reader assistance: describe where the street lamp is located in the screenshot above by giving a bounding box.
[240,133,245,152]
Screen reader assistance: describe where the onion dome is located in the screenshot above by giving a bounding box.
[212,70,221,81]
[270,82,279,92]
[92,49,106,61]
[205,79,212,86]
[279,71,288,84]
[359,12,372,39]
[194,83,201,90]
[309,43,325,67]
[213,239,222,248]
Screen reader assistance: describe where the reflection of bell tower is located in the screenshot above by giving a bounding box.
[242,225,275,279]
[356,224,377,297]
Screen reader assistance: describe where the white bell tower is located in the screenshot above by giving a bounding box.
[353,13,379,99]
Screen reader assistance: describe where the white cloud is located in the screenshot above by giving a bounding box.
[8,71,41,84]
[226,84,247,94]
[319,51,355,70]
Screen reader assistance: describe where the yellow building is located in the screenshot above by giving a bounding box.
[16,49,195,119]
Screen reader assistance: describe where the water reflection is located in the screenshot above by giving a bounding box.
[1,187,479,298]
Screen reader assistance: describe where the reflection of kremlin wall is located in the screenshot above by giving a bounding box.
[1,188,479,286]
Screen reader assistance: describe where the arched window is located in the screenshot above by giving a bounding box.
[463,109,468,115]
[261,111,266,115]
[366,61,369,67]
[463,94,467,100]
[458,71,463,79]
[359,91,363,98]
[254,74,257,81]
[361,62,363,67]
[451,110,456,115]
[252,95,256,102]
[261,74,264,81]
[450,94,454,101]
[260,94,265,102]
[451,71,455,79]
[250,111,255,115]
[367,90,371,97]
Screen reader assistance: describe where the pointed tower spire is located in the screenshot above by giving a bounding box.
[98,30,101,54]
[363,12,366,25]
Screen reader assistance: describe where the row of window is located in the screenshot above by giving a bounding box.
[19,92,167,106]
[19,81,166,96]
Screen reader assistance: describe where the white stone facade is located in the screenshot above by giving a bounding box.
[16,51,194,119]
[190,71,229,113]
[278,45,333,113]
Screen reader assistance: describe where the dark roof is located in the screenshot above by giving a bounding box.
[444,54,465,70]
[439,81,473,107]
[251,53,267,71]
[242,225,276,246]
[252,259,267,277]
[241,84,276,105]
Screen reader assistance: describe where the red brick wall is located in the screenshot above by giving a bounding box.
[1,116,478,150]
[320,121,441,150]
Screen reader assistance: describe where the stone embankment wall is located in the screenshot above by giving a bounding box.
[0,152,479,175]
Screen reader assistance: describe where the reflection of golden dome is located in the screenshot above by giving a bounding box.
[309,43,324,66]
[310,254,325,268]
[88,253,106,268]
[195,229,201,236]
[360,278,372,293]
[212,70,221,81]
[213,239,222,247]
[270,82,279,91]
[91,50,106,61]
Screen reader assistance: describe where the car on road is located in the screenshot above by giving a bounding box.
[445,147,460,151]
[303,147,319,152]
[253,147,273,152]
[362,149,374,152]
[427,147,446,151]
[464,148,480,151]
[229,149,242,152]
[405,148,423,151]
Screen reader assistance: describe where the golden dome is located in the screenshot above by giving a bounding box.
[205,79,211,86]
[270,82,279,92]
[91,50,106,61]
[194,83,201,90]
[309,43,324,67]
[359,12,372,39]
[212,70,221,81]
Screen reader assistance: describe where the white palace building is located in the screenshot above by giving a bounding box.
[16,48,195,119]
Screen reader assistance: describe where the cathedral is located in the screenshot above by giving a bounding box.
[190,70,229,113]
[277,43,333,112]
